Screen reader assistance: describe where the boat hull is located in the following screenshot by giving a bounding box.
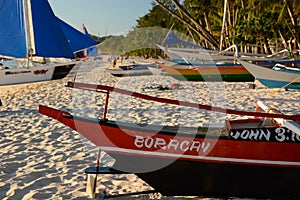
[105,68,152,77]
[156,61,254,82]
[239,59,300,89]
[51,63,76,80]
[257,78,300,90]
[111,153,300,199]
[0,62,75,85]
[167,73,254,82]
[105,63,155,77]
[39,105,300,199]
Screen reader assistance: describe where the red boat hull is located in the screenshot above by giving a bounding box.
[39,105,300,198]
[111,153,300,198]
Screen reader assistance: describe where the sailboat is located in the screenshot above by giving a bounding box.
[0,0,98,85]
[82,24,100,60]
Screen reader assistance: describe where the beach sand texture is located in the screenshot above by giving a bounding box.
[0,60,299,199]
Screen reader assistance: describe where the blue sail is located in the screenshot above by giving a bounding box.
[30,0,75,58]
[58,18,98,54]
[0,0,27,58]
[0,0,96,59]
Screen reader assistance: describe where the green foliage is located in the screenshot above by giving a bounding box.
[94,0,300,54]
[98,28,170,56]
[136,5,173,28]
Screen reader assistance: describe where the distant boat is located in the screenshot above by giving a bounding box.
[82,24,99,58]
[77,24,102,61]
[0,0,98,85]
[105,61,155,77]
[156,38,300,82]
[157,44,294,64]
[155,59,254,82]
[238,59,300,90]
[157,31,293,63]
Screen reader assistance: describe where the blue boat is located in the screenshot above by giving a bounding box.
[238,59,300,90]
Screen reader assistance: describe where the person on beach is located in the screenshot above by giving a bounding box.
[42,57,46,64]
[113,58,117,68]
[120,55,124,64]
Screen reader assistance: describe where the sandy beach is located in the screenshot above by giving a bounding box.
[0,60,299,199]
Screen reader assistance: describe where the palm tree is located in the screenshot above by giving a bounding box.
[154,0,220,49]
[278,0,300,50]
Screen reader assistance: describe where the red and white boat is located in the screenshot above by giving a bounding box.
[39,81,300,199]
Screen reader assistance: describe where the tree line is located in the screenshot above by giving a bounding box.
[94,0,300,57]
[135,0,300,55]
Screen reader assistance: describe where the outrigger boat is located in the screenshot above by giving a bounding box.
[105,62,154,77]
[156,42,300,82]
[239,59,300,90]
[39,81,300,199]
[155,59,254,82]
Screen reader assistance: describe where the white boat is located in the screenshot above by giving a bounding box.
[158,31,293,63]
[0,61,75,85]
[0,0,98,85]
[157,44,293,64]
[238,59,300,90]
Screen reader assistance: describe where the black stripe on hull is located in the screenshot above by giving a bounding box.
[110,153,300,199]
[51,64,75,80]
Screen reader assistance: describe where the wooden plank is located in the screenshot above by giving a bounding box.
[257,100,300,136]
[86,173,97,198]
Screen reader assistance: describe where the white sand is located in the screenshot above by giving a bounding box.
[0,60,299,199]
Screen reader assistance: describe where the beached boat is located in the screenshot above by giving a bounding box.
[238,59,300,90]
[157,34,300,74]
[155,59,254,82]
[157,43,294,63]
[105,61,155,77]
[159,31,293,63]
[80,24,102,61]
[39,81,300,199]
[0,61,76,85]
[0,0,98,85]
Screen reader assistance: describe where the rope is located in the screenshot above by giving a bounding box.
[269,75,300,97]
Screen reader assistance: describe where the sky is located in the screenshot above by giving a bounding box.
[48,0,154,37]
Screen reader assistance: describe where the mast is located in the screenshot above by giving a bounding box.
[23,0,36,65]
[219,0,228,50]
[82,23,87,57]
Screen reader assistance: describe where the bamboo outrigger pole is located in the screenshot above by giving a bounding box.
[219,0,228,50]
[66,81,300,121]
[269,76,300,97]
